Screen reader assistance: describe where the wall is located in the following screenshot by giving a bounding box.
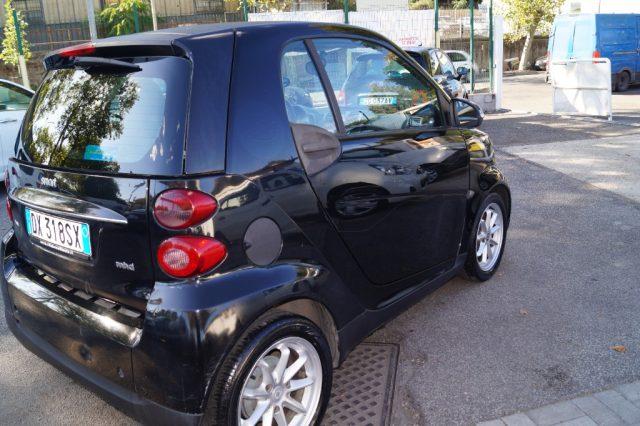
[503,36,549,68]
[41,0,101,24]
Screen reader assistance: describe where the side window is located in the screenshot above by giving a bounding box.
[0,82,31,111]
[281,41,336,132]
[429,51,441,75]
[437,51,456,76]
[312,38,443,135]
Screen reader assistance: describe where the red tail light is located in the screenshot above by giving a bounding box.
[593,50,601,58]
[58,42,96,58]
[157,236,227,278]
[153,189,217,230]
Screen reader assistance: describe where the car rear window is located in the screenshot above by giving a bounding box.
[446,52,466,62]
[19,56,190,175]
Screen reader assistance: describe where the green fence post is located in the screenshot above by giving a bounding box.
[343,0,349,24]
[242,0,249,21]
[489,0,494,94]
[12,9,30,89]
[133,3,140,33]
[434,0,439,47]
[469,0,475,92]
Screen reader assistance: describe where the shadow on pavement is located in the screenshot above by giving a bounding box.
[480,113,640,148]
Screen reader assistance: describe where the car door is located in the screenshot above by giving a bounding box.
[282,38,469,300]
[0,81,32,175]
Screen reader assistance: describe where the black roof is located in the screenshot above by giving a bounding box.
[403,45,437,53]
[93,21,361,47]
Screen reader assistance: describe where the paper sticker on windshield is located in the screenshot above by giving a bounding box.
[83,145,115,162]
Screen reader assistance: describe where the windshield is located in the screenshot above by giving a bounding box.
[19,56,190,175]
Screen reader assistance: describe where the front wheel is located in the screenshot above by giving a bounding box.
[465,193,508,281]
[204,314,333,426]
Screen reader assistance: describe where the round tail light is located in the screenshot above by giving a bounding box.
[153,189,217,230]
[157,236,227,278]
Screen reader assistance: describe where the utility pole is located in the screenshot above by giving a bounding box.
[489,0,493,93]
[241,0,248,21]
[12,9,30,89]
[343,0,349,24]
[150,0,158,31]
[434,0,440,48]
[469,0,475,92]
[86,0,97,40]
[133,2,140,32]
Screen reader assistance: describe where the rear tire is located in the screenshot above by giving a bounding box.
[616,72,631,92]
[464,193,508,281]
[203,313,333,426]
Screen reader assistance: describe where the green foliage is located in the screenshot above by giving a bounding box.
[98,0,152,36]
[410,0,434,10]
[244,0,289,12]
[1,0,32,67]
[502,0,564,39]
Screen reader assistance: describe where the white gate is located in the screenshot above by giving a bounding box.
[551,58,612,121]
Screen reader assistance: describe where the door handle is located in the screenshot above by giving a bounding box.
[291,124,342,176]
[0,119,18,124]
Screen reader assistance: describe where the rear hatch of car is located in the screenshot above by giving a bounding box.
[8,48,191,311]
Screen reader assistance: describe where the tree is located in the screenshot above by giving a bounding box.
[0,0,32,67]
[98,0,152,36]
[502,0,564,70]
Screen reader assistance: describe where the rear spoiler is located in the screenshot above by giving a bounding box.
[43,42,186,71]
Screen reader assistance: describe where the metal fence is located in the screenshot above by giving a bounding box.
[1,0,243,53]
[1,0,495,92]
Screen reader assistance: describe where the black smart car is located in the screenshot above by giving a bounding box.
[2,22,510,425]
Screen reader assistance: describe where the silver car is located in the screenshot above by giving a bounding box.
[0,79,33,179]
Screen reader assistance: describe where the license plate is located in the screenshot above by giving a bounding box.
[359,96,397,106]
[25,208,91,256]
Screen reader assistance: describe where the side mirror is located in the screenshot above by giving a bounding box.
[454,98,484,129]
[456,67,469,81]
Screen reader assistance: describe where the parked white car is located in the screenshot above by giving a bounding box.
[0,79,33,179]
[445,50,478,75]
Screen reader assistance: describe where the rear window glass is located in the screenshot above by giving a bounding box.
[446,52,466,62]
[19,56,190,175]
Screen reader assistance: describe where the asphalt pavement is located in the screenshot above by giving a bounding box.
[0,73,639,425]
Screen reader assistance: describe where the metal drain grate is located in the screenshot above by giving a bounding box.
[323,342,399,426]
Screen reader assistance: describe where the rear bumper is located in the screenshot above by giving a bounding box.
[1,230,203,425]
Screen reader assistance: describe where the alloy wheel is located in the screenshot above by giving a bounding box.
[238,336,323,426]
[475,202,504,272]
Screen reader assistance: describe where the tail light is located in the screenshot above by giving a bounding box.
[157,236,227,278]
[5,173,12,222]
[593,50,601,58]
[58,42,96,58]
[153,189,217,230]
